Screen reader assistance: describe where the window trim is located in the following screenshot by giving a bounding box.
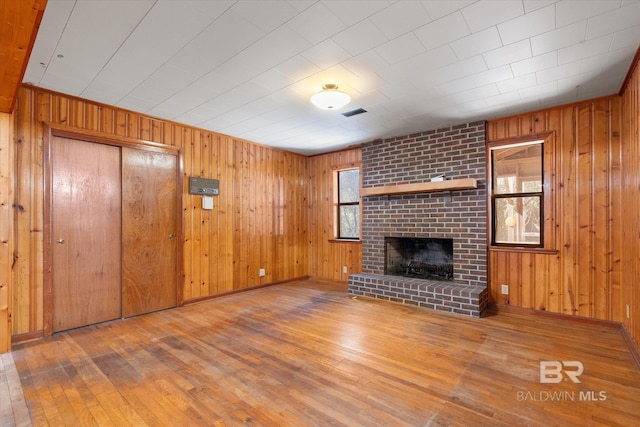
[487,133,555,252]
[333,165,362,241]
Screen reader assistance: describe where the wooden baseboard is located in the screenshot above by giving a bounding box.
[489,303,640,370]
[11,330,44,344]
[183,276,310,305]
[621,324,640,370]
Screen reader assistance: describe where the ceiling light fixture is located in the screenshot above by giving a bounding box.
[310,84,351,110]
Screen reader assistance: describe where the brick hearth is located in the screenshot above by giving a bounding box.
[349,121,488,317]
[349,273,488,318]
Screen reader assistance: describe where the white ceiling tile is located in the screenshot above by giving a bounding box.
[369,1,432,39]
[347,72,388,95]
[355,89,389,108]
[302,39,352,69]
[231,0,298,32]
[413,11,470,50]
[579,45,636,75]
[375,34,426,64]
[169,11,265,77]
[497,5,556,45]
[531,21,587,56]
[199,60,255,89]
[274,56,321,81]
[83,1,220,102]
[557,34,612,65]
[450,84,500,104]
[332,19,389,56]
[238,26,312,74]
[430,55,489,85]
[556,0,620,27]
[483,40,532,69]
[611,26,640,50]
[80,79,130,106]
[124,64,199,107]
[38,0,155,94]
[536,61,583,84]
[286,0,315,13]
[117,94,157,114]
[450,27,502,60]
[420,0,475,21]
[472,65,514,86]
[510,51,557,76]
[484,90,522,106]
[252,69,295,92]
[586,1,640,40]
[458,98,488,112]
[519,80,557,99]
[523,0,558,13]
[233,81,273,105]
[376,45,458,84]
[149,82,222,119]
[436,77,477,96]
[286,2,346,44]
[324,0,391,26]
[461,0,524,32]
[497,73,538,92]
[342,50,389,78]
[22,0,76,85]
[409,45,460,74]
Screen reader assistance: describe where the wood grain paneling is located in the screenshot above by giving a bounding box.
[487,94,640,347]
[620,51,640,348]
[0,0,46,113]
[0,112,15,353]
[8,86,309,340]
[307,148,362,282]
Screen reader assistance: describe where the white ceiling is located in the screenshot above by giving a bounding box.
[24,0,640,155]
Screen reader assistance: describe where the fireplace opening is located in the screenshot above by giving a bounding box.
[385,237,453,281]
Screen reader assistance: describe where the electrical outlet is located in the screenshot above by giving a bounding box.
[501,284,509,295]
[342,265,348,274]
[259,268,265,277]
[627,304,630,319]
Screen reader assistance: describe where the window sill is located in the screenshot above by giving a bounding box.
[329,238,362,244]
[489,246,558,255]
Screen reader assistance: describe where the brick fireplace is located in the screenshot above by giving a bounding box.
[348,121,489,317]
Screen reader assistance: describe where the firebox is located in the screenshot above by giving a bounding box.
[385,237,453,281]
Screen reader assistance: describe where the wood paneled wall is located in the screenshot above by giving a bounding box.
[486,95,639,339]
[307,148,362,282]
[9,86,308,337]
[0,111,15,352]
[620,54,640,346]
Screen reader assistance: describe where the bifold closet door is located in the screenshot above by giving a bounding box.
[121,147,178,317]
[51,137,122,332]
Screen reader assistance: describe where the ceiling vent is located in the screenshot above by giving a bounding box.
[341,108,367,117]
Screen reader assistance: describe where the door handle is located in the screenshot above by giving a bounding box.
[56,238,65,244]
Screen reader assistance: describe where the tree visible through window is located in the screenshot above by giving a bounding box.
[337,168,360,239]
[491,141,543,246]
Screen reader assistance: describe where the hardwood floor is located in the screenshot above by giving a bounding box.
[3,279,640,426]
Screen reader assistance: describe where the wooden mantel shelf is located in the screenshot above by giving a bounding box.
[360,178,477,196]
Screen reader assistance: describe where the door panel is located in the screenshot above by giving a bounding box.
[122,148,178,317]
[52,137,122,332]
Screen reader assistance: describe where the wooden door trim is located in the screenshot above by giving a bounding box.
[43,123,184,335]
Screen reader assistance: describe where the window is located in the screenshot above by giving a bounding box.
[336,168,360,239]
[490,140,543,247]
